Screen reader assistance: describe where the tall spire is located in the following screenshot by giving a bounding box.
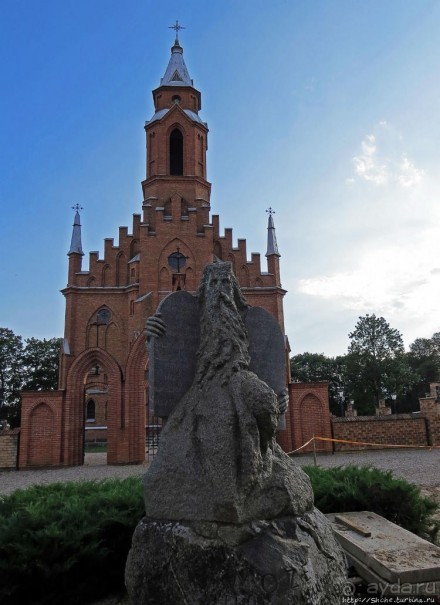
[68,204,84,255]
[266,207,280,257]
[160,21,193,87]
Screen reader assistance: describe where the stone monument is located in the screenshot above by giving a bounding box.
[125,261,347,604]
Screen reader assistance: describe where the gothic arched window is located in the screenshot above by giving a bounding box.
[170,128,183,175]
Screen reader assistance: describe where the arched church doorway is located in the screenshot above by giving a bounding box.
[65,348,123,466]
[83,364,109,463]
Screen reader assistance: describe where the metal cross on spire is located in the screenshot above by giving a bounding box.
[169,20,186,44]
[266,207,275,216]
[72,203,83,213]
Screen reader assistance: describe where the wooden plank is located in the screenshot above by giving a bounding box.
[335,514,371,537]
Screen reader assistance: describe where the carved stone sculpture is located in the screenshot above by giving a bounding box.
[125,262,347,604]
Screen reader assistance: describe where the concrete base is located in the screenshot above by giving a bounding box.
[126,508,347,604]
[327,511,440,595]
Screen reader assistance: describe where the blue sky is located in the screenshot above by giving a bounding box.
[1,0,440,356]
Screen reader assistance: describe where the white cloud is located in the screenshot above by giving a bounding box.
[297,225,440,347]
[398,155,425,187]
[294,127,439,350]
[353,134,388,185]
[299,245,429,313]
[351,125,425,189]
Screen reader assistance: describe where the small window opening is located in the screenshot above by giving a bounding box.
[171,70,183,82]
[170,129,183,175]
[86,399,96,422]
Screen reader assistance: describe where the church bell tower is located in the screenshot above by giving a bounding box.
[142,24,211,222]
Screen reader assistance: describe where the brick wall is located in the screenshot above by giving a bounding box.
[332,415,429,450]
[419,398,440,445]
[0,429,20,469]
[19,392,64,468]
[431,417,440,445]
[288,382,333,454]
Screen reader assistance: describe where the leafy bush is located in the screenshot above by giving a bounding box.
[304,464,439,541]
[0,477,144,605]
[0,467,438,604]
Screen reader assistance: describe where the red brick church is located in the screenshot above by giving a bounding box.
[19,30,332,468]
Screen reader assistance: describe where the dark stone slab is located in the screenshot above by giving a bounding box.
[245,306,287,429]
[149,293,288,424]
[148,291,200,417]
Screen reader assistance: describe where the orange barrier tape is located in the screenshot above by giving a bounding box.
[287,437,314,454]
[315,436,440,449]
[288,436,440,455]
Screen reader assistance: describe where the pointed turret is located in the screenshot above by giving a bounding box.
[150,25,202,117]
[160,20,192,86]
[265,208,281,287]
[160,40,193,87]
[67,205,83,285]
[266,208,280,257]
[68,206,84,256]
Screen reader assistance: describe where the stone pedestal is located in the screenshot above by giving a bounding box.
[126,508,347,604]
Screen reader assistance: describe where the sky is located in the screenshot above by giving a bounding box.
[1,0,440,357]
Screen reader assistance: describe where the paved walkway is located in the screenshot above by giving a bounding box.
[295,448,440,487]
[0,454,149,496]
[0,448,438,497]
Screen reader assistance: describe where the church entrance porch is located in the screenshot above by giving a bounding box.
[19,345,147,468]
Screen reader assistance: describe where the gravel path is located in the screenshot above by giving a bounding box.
[0,454,149,496]
[0,448,438,496]
[295,448,440,487]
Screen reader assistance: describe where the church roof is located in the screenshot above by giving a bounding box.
[128,253,140,264]
[68,209,84,255]
[266,212,280,257]
[160,41,193,87]
[146,107,206,126]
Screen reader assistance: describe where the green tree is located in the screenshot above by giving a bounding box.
[0,330,61,428]
[290,352,334,383]
[0,328,24,427]
[21,337,61,392]
[290,352,346,415]
[346,314,417,415]
[406,332,440,409]
[409,334,440,359]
